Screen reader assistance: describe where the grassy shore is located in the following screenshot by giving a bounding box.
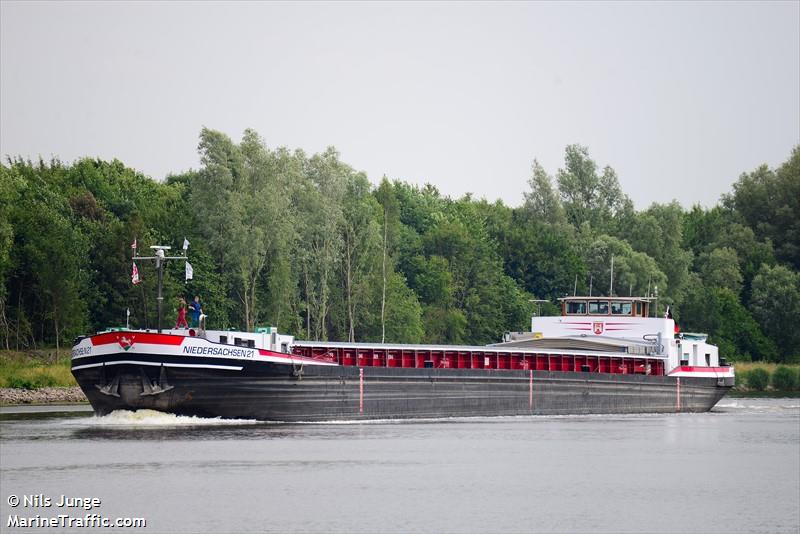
[730,361,800,397]
[731,362,798,374]
[0,349,77,389]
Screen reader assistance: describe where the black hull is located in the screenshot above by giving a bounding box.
[73,354,731,421]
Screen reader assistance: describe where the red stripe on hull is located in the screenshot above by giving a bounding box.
[90,332,184,347]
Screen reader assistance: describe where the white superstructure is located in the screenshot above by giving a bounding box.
[507,296,733,379]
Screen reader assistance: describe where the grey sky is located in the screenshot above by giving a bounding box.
[2,1,798,209]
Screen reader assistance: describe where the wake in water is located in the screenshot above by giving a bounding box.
[48,399,796,427]
[83,409,259,427]
[74,405,799,427]
[715,398,800,412]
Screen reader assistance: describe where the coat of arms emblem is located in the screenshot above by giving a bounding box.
[593,322,604,335]
[118,335,135,351]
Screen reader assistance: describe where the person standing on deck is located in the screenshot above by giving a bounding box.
[175,297,189,329]
[188,296,203,327]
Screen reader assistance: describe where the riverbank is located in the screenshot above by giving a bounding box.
[0,349,85,405]
[732,362,800,395]
[0,386,87,405]
[0,349,75,388]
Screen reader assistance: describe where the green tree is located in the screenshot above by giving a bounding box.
[710,223,775,303]
[501,219,585,299]
[2,135,797,362]
[375,177,400,342]
[339,173,381,341]
[366,271,423,343]
[723,147,800,269]
[697,247,743,295]
[418,208,529,344]
[295,148,346,340]
[682,205,727,257]
[5,163,89,352]
[407,254,466,344]
[191,129,297,332]
[750,264,800,361]
[409,255,452,306]
[0,165,20,348]
[557,145,629,232]
[523,160,566,225]
[191,129,244,325]
[680,285,776,362]
[625,202,693,302]
[580,234,667,301]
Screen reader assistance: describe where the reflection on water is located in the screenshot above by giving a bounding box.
[1,398,798,534]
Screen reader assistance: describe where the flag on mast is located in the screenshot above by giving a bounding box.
[183,238,190,251]
[131,262,140,285]
[185,261,193,282]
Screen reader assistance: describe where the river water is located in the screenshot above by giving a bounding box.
[0,398,798,534]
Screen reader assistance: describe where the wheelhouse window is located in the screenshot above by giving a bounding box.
[611,302,632,315]
[588,301,609,314]
[566,301,587,315]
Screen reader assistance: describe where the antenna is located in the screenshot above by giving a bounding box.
[589,274,593,297]
[135,243,191,333]
[529,298,548,333]
[654,285,659,318]
[573,274,578,297]
[609,255,614,296]
[529,299,548,317]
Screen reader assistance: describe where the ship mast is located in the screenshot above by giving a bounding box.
[134,245,189,333]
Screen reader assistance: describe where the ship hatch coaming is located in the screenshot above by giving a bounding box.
[291,342,666,376]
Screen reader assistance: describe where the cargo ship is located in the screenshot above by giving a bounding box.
[71,294,734,421]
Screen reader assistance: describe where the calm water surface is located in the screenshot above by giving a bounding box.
[1,398,798,534]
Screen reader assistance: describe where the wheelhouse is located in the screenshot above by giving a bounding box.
[559,296,653,318]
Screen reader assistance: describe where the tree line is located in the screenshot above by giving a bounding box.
[1,129,798,362]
